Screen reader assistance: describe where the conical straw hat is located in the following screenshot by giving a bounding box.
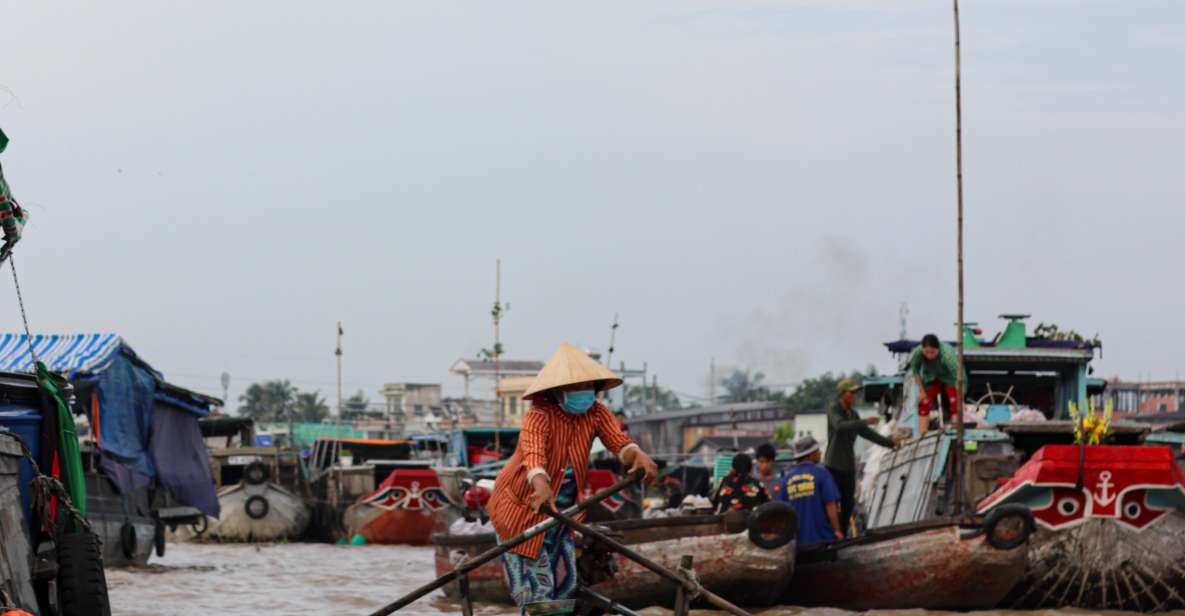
[523,343,623,399]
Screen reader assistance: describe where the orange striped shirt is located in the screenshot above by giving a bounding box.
[488,399,635,558]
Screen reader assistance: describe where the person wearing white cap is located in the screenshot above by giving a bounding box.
[487,343,658,614]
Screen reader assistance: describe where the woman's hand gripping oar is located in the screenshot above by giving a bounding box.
[541,505,754,616]
[368,469,645,616]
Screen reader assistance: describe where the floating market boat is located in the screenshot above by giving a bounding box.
[977,443,1185,611]
[432,506,797,609]
[305,437,462,542]
[1,425,43,611]
[342,466,456,545]
[784,512,1032,610]
[0,333,223,567]
[1,370,111,615]
[860,314,1185,611]
[175,446,310,543]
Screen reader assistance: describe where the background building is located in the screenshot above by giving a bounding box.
[1102,378,1185,416]
[496,376,535,428]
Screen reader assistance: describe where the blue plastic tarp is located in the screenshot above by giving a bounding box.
[96,354,158,478]
[149,403,219,517]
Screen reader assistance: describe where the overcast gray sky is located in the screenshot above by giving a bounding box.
[2,1,1182,410]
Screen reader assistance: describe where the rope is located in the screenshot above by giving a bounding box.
[3,428,95,538]
[5,254,38,367]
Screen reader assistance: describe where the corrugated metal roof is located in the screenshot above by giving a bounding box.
[0,333,129,375]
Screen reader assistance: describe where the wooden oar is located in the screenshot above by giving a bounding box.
[543,507,754,616]
[368,469,645,616]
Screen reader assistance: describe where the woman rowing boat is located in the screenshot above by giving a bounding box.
[487,343,658,615]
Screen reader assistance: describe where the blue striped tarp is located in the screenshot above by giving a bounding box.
[0,333,127,375]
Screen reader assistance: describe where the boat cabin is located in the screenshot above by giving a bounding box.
[858,315,1151,530]
[411,428,520,470]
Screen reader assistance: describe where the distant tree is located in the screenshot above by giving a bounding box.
[783,369,877,415]
[773,421,795,448]
[294,391,330,422]
[238,380,296,421]
[624,383,681,412]
[720,369,768,403]
[341,390,381,420]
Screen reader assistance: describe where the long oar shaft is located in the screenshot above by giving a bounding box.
[369,470,643,616]
[544,508,753,616]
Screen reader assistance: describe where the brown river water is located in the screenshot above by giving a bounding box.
[106,543,1181,616]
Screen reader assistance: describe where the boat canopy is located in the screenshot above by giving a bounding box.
[0,334,222,517]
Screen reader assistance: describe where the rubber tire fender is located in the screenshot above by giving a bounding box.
[119,521,138,560]
[243,461,270,486]
[56,531,112,616]
[190,515,208,535]
[747,501,799,550]
[983,503,1035,551]
[244,494,270,520]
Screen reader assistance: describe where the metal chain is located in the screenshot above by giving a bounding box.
[6,254,38,367]
[3,428,95,537]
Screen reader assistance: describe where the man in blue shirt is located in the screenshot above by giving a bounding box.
[778,436,843,545]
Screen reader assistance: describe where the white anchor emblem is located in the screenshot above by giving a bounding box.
[1094,470,1117,508]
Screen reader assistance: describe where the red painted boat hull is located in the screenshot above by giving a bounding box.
[343,467,454,545]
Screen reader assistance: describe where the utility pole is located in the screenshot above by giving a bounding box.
[709,357,717,405]
[899,303,909,340]
[605,313,619,368]
[952,0,967,515]
[336,322,344,418]
[619,360,628,413]
[651,375,658,414]
[220,372,230,413]
[641,362,649,416]
[493,259,503,452]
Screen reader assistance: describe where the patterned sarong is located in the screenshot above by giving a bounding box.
[499,468,578,614]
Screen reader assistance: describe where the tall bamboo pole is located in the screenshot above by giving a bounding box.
[952,0,967,515]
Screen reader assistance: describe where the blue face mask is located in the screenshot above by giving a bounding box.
[561,389,596,415]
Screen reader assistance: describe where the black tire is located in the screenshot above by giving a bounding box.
[244,495,270,520]
[243,461,270,485]
[983,503,1034,551]
[154,518,166,557]
[119,521,138,560]
[747,501,798,550]
[57,531,112,616]
[191,515,208,535]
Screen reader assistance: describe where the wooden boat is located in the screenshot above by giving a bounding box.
[432,507,797,609]
[1,372,112,615]
[862,317,1185,611]
[1,428,39,610]
[783,516,1030,610]
[173,448,310,543]
[978,444,1185,611]
[342,467,457,545]
[82,467,156,566]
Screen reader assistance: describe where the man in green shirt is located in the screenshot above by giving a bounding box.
[909,333,967,433]
[824,378,897,537]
